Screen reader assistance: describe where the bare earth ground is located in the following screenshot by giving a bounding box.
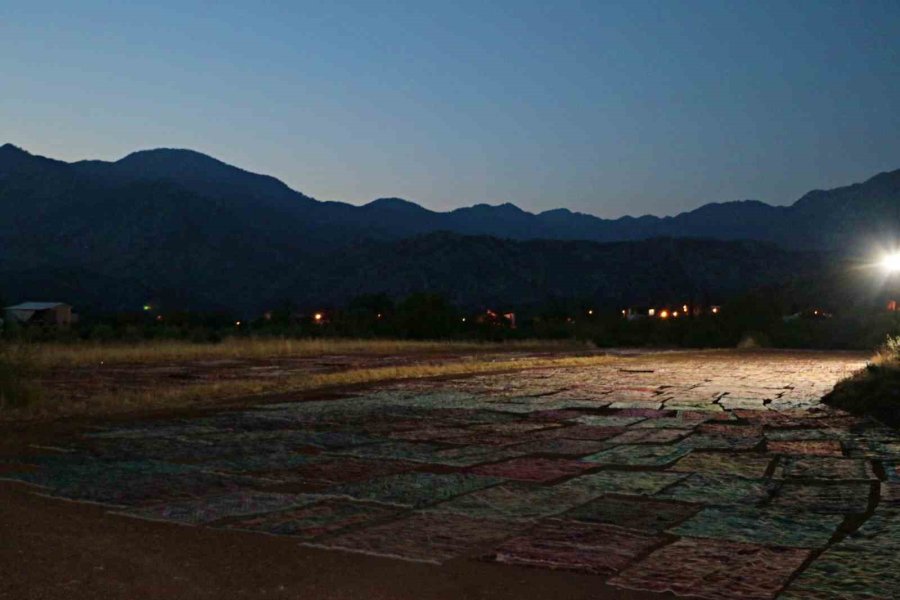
[5,349,899,600]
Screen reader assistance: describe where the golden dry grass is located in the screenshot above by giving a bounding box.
[8,353,624,421]
[871,350,900,368]
[871,336,900,368]
[0,345,43,410]
[25,337,581,369]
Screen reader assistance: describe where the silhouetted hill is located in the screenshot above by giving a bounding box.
[0,143,895,313]
[3,143,899,249]
[74,148,319,213]
[0,231,816,314]
[275,234,818,310]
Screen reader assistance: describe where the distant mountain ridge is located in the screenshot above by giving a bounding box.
[2,143,898,250]
[0,143,896,313]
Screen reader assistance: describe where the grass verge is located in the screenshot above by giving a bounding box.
[2,353,625,422]
[823,336,900,427]
[0,345,43,410]
[24,338,583,369]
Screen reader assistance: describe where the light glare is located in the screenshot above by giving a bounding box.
[881,253,900,273]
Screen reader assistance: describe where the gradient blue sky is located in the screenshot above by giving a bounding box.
[3,1,899,217]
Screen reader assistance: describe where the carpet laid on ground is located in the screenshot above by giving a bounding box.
[5,353,895,599]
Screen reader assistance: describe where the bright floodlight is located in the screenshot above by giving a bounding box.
[882,253,900,273]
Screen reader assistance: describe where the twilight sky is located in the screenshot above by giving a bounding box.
[2,1,899,217]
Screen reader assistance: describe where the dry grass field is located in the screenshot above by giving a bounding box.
[25,338,579,368]
[2,337,618,421]
[8,337,872,425]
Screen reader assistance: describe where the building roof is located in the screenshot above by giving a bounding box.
[5,302,70,311]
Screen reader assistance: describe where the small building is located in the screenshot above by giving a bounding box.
[3,302,75,327]
[783,308,833,322]
[478,309,516,329]
[624,307,652,321]
[625,304,719,320]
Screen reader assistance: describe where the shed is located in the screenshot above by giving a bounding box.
[4,302,75,327]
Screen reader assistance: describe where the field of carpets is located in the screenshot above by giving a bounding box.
[4,351,896,599]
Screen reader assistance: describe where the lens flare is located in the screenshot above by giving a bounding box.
[881,253,900,273]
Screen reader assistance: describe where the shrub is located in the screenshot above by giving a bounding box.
[823,335,900,427]
[395,293,459,339]
[737,332,770,349]
[881,335,900,361]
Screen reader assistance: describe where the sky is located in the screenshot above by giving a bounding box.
[2,1,899,218]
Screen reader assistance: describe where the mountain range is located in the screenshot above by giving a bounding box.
[1,143,896,314]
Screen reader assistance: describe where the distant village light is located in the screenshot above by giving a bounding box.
[648,308,656,317]
[143,304,152,311]
[659,310,669,319]
[314,312,324,322]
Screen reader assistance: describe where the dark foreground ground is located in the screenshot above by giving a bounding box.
[5,349,898,600]
[0,485,655,600]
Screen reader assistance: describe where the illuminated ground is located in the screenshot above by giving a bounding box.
[4,350,897,599]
